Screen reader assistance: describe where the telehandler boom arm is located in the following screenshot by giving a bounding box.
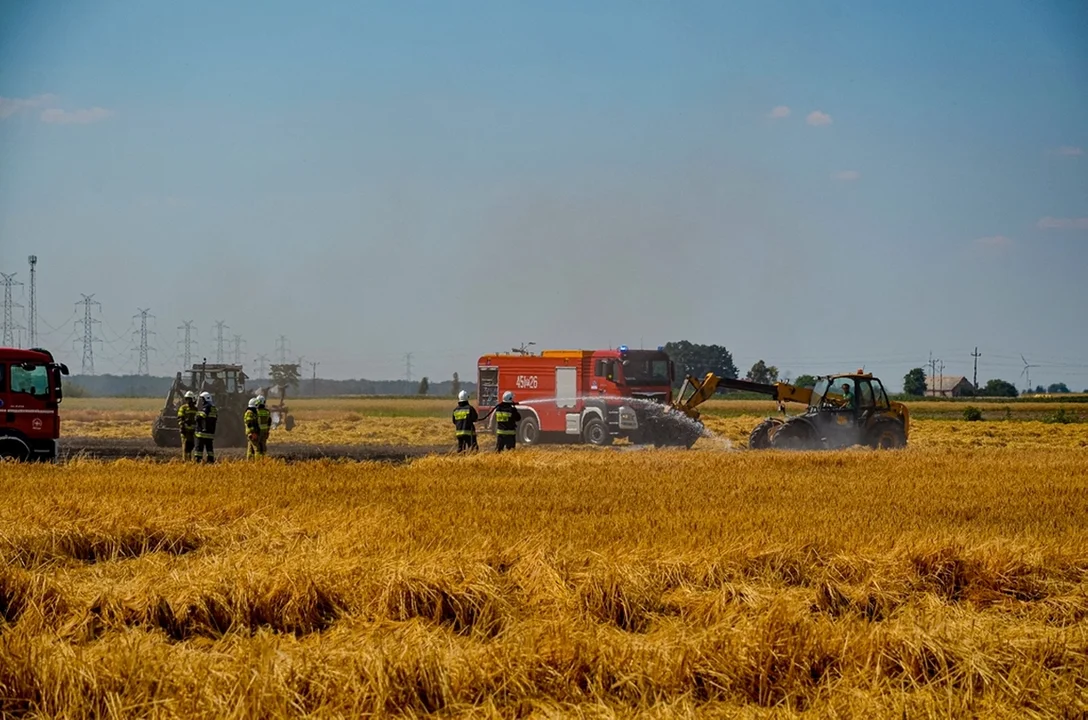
[674,373,813,415]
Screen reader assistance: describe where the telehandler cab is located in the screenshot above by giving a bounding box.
[672,371,909,450]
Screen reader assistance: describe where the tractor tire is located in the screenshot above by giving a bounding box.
[748,418,784,449]
[769,420,816,450]
[285,414,296,432]
[518,415,541,445]
[151,419,180,448]
[582,416,613,446]
[217,413,247,448]
[867,421,906,449]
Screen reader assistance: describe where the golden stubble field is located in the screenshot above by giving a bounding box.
[2,397,1086,717]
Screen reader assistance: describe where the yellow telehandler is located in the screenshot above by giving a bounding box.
[672,371,910,450]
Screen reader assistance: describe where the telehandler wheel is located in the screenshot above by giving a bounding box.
[748,418,784,449]
[867,422,906,449]
[582,417,613,446]
[769,421,815,450]
[518,415,541,445]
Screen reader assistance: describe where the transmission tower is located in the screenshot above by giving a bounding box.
[309,360,319,396]
[132,308,156,376]
[27,256,37,348]
[275,335,290,363]
[404,352,413,384]
[231,334,246,365]
[255,354,269,380]
[213,321,229,363]
[178,321,197,369]
[75,294,102,375]
[1,273,24,347]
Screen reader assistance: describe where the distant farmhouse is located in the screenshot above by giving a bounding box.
[925,375,974,397]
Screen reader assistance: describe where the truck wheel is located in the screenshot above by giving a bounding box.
[748,418,784,449]
[867,422,906,449]
[0,437,30,461]
[518,415,541,445]
[582,417,612,446]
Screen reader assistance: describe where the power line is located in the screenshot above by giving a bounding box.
[231,334,245,365]
[255,354,269,380]
[75,294,102,375]
[133,308,156,376]
[178,321,197,369]
[214,321,229,364]
[1,273,24,346]
[27,256,37,347]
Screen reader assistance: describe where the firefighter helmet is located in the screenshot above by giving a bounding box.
[256,395,266,405]
[183,391,196,400]
[458,390,469,402]
[502,391,514,403]
[248,398,258,408]
[199,391,212,403]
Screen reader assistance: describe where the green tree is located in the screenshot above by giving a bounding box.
[903,368,927,396]
[269,364,301,392]
[793,374,817,389]
[746,360,779,385]
[663,341,738,385]
[1047,382,1070,393]
[982,378,1018,397]
[451,372,461,397]
[417,377,429,395]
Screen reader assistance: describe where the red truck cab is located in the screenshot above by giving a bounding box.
[0,347,70,461]
[476,346,678,446]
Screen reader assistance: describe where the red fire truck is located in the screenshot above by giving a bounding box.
[0,347,70,461]
[476,346,698,447]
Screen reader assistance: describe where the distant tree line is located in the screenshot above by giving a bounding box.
[62,374,475,398]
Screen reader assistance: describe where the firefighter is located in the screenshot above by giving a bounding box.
[194,391,218,463]
[255,394,271,455]
[493,390,522,453]
[244,398,261,459]
[177,391,198,461]
[452,390,479,452]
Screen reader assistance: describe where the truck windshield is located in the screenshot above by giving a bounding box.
[621,355,670,385]
[10,364,49,397]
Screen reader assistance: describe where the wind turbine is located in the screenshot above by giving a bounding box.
[1020,354,1039,394]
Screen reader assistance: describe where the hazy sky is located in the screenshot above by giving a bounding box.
[1,0,1086,390]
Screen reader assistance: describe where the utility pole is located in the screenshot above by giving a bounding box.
[275,335,290,363]
[255,354,269,381]
[927,353,938,398]
[404,352,413,384]
[133,308,155,376]
[937,359,945,398]
[971,347,981,390]
[75,294,102,375]
[178,321,196,369]
[27,256,37,348]
[231,334,245,365]
[213,321,229,364]
[1,273,24,347]
[309,360,319,396]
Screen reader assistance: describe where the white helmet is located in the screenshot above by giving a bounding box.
[248,398,258,408]
[199,391,212,403]
[502,391,514,403]
[458,390,469,402]
[256,395,266,405]
[183,391,196,400]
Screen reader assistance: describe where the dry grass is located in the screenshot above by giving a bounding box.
[1,449,1086,717]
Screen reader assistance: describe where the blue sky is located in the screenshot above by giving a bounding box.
[1,0,1086,389]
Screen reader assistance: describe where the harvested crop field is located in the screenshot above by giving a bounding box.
[3,445,1087,717]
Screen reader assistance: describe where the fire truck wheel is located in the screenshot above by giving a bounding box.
[582,417,613,446]
[0,437,30,461]
[517,415,541,445]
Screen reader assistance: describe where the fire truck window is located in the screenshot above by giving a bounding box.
[11,364,48,396]
[595,360,607,377]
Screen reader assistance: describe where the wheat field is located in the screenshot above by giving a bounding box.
[3,398,1086,716]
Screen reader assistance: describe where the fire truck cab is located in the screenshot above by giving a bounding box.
[476,346,680,446]
[0,347,70,461]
